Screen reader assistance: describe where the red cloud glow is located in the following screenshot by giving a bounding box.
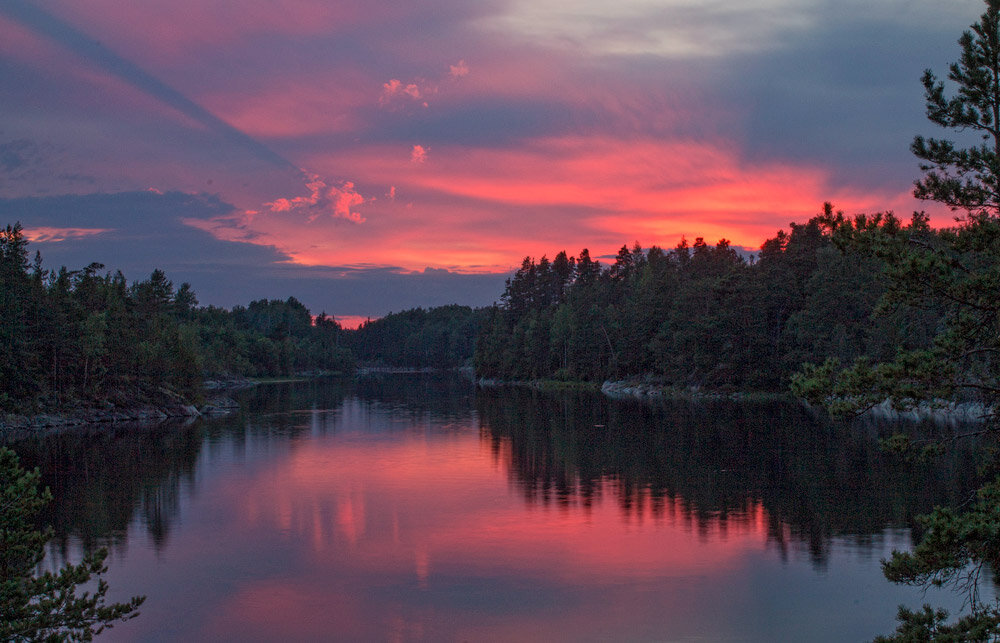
[189,133,912,276]
[8,0,966,325]
[335,314,374,330]
[410,145,428,164]
[23,227,112,242]
[449,59,469,78]
[264,174,368,223]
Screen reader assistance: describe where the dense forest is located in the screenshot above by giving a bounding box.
[0,222,353,412]
[0,208,962,411]
[473,205,942,392]
[345,304,485,369]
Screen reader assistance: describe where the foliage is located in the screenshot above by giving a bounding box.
[474,216,904,390]
[872,605,1000,643]
[0,446,144,640]
[792,210,1000,422]
[796,2,1000,639]
[912,0,1000,214]
[0,225,354,412]
[346,305,484,368]
[879,479,1000,602]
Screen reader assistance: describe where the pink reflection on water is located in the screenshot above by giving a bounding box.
[166,423,772,640]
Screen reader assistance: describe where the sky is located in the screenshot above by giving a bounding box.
[0,0,983,325]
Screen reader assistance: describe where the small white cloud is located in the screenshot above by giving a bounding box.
[411,145,428,164]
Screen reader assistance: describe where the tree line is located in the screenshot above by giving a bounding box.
[344,304,485,369]
[2,200,972,414]
[0,223,353,412]
[472,209,942,391]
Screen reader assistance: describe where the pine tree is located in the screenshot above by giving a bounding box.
[794,2,1000,637]
[0,447,144,640]
[912,0,1000,214]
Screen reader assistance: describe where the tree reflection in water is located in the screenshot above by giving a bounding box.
[3,373,983,575]
[475,386,981,569]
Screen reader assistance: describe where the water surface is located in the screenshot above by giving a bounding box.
[9,374,990,641]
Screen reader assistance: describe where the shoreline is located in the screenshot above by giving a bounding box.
[0,378,255,439]
[478,377,991,426]
[475,377,600,392]
[475,377,790,401]
[599,379,794,403]
[6,372,988,439]
[0,372,357,439]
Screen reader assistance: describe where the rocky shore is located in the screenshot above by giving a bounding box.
[856,399,990,425]
[477,377,776,399]
[482,378,991,427]
[0,378,254,438]
[599,379,788,402]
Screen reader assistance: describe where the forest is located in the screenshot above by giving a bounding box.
[0,222,353,412]
[345,304,486,369]
[473,207,942,392]
[0,204,985,412]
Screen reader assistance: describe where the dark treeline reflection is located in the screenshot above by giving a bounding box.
[5,374,477,560]
[476,386,981,567]
[9,421,204,557]
[4,375,985,573]
[352,371,476,423]
[6,381,355,559]
[232,372,476,423]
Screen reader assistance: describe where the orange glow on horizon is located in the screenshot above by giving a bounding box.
[21,226,112,242]
[187,136,932,275]
[334,314,373,330]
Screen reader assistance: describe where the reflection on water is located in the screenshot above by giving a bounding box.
[477,387,980,568]
[3,374,988,641]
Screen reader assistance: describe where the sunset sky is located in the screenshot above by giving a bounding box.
[0,0,981,324]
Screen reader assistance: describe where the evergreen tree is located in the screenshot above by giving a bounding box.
[0,447,144,640]
[795,2,1000,637]
[912,0,1000,214]
[0,223,36,403]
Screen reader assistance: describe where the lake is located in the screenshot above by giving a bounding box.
[7,373,991,641]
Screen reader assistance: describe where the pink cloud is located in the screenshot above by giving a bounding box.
[45,0,408,65]
[378,60,470,112]
[379,79,429,109]
[188,130,924,277]
[202,73,371,139]
[22,227,112,242]
[20,2,932,285]
[264,174,368,223]
[449,59,469,78]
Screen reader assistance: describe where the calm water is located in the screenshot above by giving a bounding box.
[7,373,992,641]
